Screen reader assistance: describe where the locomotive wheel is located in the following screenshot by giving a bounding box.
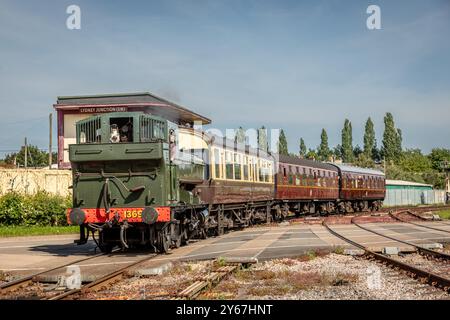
[173,236,181,248]
[171,224,182,248]
[157,229,170,253]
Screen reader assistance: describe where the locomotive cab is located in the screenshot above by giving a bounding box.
[68,112,178,252]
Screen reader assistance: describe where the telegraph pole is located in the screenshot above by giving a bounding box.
[24,137,28,168]
[441,160,450,204]
[49,113,52,169]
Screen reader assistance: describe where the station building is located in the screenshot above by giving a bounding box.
[385,179,433,191]
[53,92,210,169]
[384,179,446,206]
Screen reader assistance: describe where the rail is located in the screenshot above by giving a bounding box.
[323,219,450,292]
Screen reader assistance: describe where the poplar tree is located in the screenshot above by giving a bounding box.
[341,119,354,163]
[257,126,268,152]
[363,117,376,159]
[382,113,402,163]
[299,138,307,158]
[235,127,246,144]
[278,129,289,155]
[317,129,330,161]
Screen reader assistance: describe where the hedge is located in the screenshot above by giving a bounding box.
[0,191,72,226]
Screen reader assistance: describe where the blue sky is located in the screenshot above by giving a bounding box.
[0,0,449,157]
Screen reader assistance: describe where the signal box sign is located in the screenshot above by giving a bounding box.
[80,106,128,113]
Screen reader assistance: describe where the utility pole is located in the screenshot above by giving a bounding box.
[24,137,28,169]
[441,160,450,204]
[49,113,52,169]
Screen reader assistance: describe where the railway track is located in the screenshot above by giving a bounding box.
[45,253,158,300]
[380,204,450,214]
[323,217,450,293]
[389,210,450,234]
[0,251,110,293]
[351,215,450,261]
[0,250,158,300]
[283,204,450,226]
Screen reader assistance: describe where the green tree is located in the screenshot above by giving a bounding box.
[384,149,445,188]
[382,113,402,163]
[353,145,363,159]
[332,144,342,161]
[299,138,307,158]
[317,129,330,161]
[354,153,375,168]
[341,119,354,163]
[277,129,289,155]
[258,126,268,152]
[235,127,246,144]
[398,149,431,173]
[4,145,53,167]
[363,117,376,159]
[372,146,381,163]
[428,148,450,171]
[306,149,317,160]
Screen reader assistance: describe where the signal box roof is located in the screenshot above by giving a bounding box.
[54,92,211,125]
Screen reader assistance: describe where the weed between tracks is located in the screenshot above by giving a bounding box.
[200,253,358,299]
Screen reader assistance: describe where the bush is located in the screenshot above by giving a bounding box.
[0,191,71,226]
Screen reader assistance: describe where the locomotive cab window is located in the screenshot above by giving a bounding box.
[109,117,133,143]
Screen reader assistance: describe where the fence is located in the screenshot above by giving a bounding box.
[0,169,72,197]
[384,189,446,207]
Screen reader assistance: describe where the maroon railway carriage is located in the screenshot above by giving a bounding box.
[331,164,385,212]
[275,155,340,215]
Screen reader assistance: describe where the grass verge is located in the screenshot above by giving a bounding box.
[438,210,450,220]
[0,225,78,237]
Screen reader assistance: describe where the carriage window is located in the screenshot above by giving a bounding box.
[225,152,233,179]
[288,171,294,184]
[264,161,269,182]
[234,153,241,180]
[269,163,273,183]
[213,148,221,179]
[243,156,249,181]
